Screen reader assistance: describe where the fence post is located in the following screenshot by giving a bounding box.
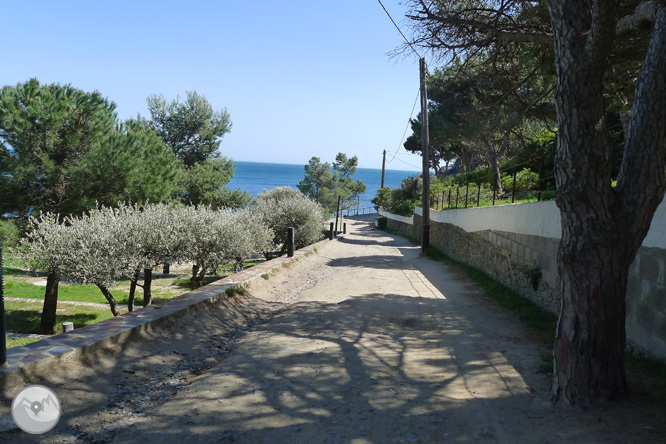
[0,244,6,367]
[538,155,544,202]
[343,223,347,234]
[287,227,295,257]
[455,186,459,208]
[512,166,517,204]
[477,182,481,207]
[329,222,334,240]
[492,189,496,206]
[464,183,469,208]
[448,190,452,208]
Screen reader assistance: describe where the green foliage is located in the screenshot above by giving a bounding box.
[72,119,181,207]
[297,153,367,214]
[253,187,325,251]
[371,175,422,216]
[371,187,394,210]
[174,157,252,208]
[500,168,540,192]
[0,219,19,247]
[146,91,231,166]
[0,79,117,216]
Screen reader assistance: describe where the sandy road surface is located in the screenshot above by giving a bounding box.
[2,216,665,443]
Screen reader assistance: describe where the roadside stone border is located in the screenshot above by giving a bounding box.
[0,238,334,398]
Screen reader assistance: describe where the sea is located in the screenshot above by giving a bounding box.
[227,161,418,211]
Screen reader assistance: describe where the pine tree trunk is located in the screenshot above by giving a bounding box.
[38,273,59,335]
[143,268,152,307]
[548,0,666,405]
[96,284,120,317]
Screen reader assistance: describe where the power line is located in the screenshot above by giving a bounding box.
[377,0,422,58]
[387,88,420,163]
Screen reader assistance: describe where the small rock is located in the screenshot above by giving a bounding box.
[405,433,419,442]
[123,369,136,374]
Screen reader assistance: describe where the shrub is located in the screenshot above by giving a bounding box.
[501,168,539,192]
[253,187,325,252]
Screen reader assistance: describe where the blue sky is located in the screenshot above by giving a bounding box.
[1,1,423,171]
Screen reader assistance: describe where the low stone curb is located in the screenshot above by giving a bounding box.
[0,237,335,399]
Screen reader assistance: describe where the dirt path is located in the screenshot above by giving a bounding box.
[1,216,665,443]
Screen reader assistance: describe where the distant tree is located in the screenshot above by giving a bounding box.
[0,79,116,218]
[297,157,334,202]
[297,153,367,213]
[146,91,232,166]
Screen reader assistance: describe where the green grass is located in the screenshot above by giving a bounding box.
[626,351,666,401]
[6,335,42,349]
[428,245,557,344]
[5,280,126,304]
[4,299,117,335]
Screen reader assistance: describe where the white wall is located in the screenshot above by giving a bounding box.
[378,209,413,225]
[415,199,666,249]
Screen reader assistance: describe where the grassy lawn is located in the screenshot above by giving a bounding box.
[1,258,266,345]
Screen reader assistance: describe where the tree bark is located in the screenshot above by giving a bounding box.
[95,284,120,317]
[190,264,199,290]
[128,269,141,312]
[548,0,666,405]
[143,268,152,307]
[38,272,59,335]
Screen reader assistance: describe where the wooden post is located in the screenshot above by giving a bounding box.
[448,189,452,208]
[492,189,496,206]
[329,222,334,240]
[512,166,517,203]
[538,155,545,201]
[420,57,430,256]
[334,196,341,234]
[381,149,386,188]
[464,182,469,208]
[0,244,6,367]
[455,186,459,209]
[477,182,481,207]
[343,223,347,234]
[287,227,295,257]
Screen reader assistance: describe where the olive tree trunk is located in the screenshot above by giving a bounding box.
[143,268,152,307]
[95,284,120,317]
[549,0,666,405]
[38,272,59,335]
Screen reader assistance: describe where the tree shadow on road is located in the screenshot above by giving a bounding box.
[64,292,666,444]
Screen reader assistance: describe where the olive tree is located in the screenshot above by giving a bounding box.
[16,213,77,334]
[253,187,326,256]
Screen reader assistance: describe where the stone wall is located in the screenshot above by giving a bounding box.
[383,202,666,358]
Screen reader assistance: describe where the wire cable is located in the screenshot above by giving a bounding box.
[387,88,420,163]
[377,0,422,59]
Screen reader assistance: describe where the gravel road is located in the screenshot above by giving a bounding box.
[1,216,665,443]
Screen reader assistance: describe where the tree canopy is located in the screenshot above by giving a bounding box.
[145,91,231,166]
[297,153,367,214]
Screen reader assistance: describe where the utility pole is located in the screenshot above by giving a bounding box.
[381,149,386,188]
[420,58,430,256]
